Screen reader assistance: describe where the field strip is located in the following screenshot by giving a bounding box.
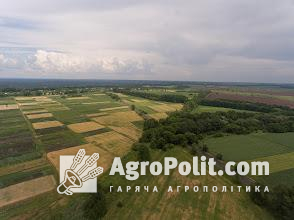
[47,143,114,171]
[149,112,168,120]
[99,106,129,111]
[109,125,142,140]
[22,109,48,114]
[32,120,64,129]
[252,133,294,151]
[114,93,128,97]
[92,111,143,126]
[92,93,106,96]
[18,102,38,106]
[0,158,47,176]
[15,97,34,101]
[27,113,53,119]
[85,131,134,156]
[46,107,70,111]
[0,104,19,111]
[149,104,183,113]
[131,99,147,102]
[248,152,294,173]
[86,112,108,117]
[66,96,90,100]
[82,101,111,105]
[0,175,56,208]
[67,121,105,133]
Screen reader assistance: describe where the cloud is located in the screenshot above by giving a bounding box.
[0,53,18,68]
[31,50,152,77]
[0,0,294,82]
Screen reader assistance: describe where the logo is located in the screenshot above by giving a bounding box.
[57,149,103,195]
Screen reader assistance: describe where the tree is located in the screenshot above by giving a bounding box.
[131,104,135,111]
[202,144,208,152]
[137,144,151,161]
[216,153,223,160]
[191,143,199,155]
[83,184,107,220]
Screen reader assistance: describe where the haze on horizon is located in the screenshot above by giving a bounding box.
[0,0,294,83]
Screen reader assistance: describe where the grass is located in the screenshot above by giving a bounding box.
[193,105,252,113]
[44,147,272,220]
[255,168,294,187]
[205,133,294,161]
[39,130,85,152]
[205,132,294,186]
[0,191,61,220]
[0,163,53,188]
[248,152,294,173]
[0,109,36,165]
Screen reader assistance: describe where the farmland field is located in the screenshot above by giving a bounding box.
[0,175,56,208]
[193,105,252,113]
[205,133,292,161]
[206,91,294,108]
[0,92,137,212]
[205,132,294,186]
[0,85,293,219]
[50,148,272,220]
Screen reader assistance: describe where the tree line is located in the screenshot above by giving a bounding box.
[113,88,188,103]
[200,98,294,116]
[250,184,294,220]
[138,111,294,150]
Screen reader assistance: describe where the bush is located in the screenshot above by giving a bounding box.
[83,184,107,219]
[216,153,223,160]
[137,144,151,161]
[117,201,123,208]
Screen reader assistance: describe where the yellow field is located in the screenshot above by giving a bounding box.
[22,109,49,114]
[47,143,114,171]
[66,96,90,100]
[93,111,143,126]
[131,99,146,102]
[27,113,53,119]
[40,102,63,107]
[148,112,168,120]
[0,175,56,208]
[47,106,70,111]
[34,97,53,102]
[109,124,142,140]
[18,102,38,106]
[249,152,294,173]
[67,121,105,133]
[85,131,134,156]
[114,93,128,97]
[149,103,183,113]
[99,106,129,111]
[92,93,106,96]
[16,96,52,102]
[15,97,34,101]
[86,112,108,117]
[32,120,64,129]
[0,104,19,111]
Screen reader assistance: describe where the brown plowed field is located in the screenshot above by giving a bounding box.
[207,92,294,108]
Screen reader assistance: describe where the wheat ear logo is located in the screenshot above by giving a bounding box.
[57,149,103,195]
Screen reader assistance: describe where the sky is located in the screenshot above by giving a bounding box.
[0,0,294,83]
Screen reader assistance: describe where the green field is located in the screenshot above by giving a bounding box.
[205,132,294,186]
[0,109,38,166]
[193,105,253,113]
[205,133,294,161]
[255,168,294,187]
[0,90,292,219]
